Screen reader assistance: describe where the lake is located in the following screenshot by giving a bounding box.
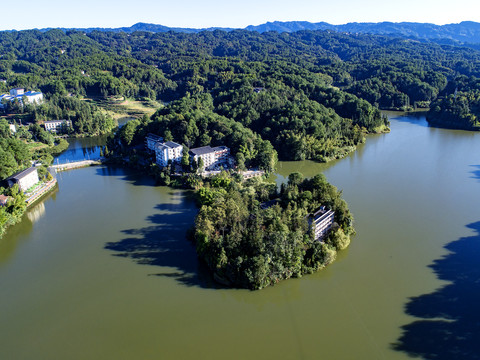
[53,136,107,165]
[1,113,479,359]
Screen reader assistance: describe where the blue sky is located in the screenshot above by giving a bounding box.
[3,0,480,31]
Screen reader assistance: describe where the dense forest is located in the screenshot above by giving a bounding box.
[2,27,480,150]
[426,76,480,129]
[1,27,480,171]
[193,171,354,289]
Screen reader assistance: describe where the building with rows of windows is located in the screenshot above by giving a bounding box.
[44,120,72,132]
[145,133,164,153]
[0,88,44,109]
[189,146,230,171]
[155,141,183,167]
[309,206,335,241]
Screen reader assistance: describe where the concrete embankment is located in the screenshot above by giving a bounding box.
[26,179,58,207]
[51,159,104,172]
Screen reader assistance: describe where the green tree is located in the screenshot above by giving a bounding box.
[235,152,246,171]
[164,130,173,142]
[181,146,190,169]
[118,119,141,146]
[197,157,204,173]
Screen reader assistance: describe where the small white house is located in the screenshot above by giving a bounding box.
[6,167,40,193]
[44,120,72,132]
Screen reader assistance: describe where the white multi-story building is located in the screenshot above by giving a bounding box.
[6,167,40,193]
[309,206,335,241]
[23,91,44,104]
[10,88,24,96]
[145,133,163,152]
[44,120,72,132]
[0,88,44,109]
[155,141,183,167]
[189,145,230,171]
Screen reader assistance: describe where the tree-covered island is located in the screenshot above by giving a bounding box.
[193,171,353,290]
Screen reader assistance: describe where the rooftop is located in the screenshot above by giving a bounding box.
[312,206,335,222]
[6,167,38,181]
[146,133,163,141]
[164,141,182,149]
[0,194,10,204]
[212,146,228,152]
[190,146,215,156]
[156,141,182,151]
[45,119,70,124]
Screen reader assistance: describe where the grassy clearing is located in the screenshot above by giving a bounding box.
[26,142,49,151]
[372,124,391,133]
[83,96,162,120]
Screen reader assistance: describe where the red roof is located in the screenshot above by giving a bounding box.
[0,195,10,205]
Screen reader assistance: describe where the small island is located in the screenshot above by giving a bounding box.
[193,171,354,290]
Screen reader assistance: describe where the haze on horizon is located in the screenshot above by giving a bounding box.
[1,0,479,31]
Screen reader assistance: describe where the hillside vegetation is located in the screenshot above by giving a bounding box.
[2,28,480,163]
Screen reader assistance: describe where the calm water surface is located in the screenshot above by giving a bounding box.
[54,136,107,165]
[54,116,134,165]
[1,114,479,359]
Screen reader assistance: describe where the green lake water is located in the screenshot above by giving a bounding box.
[1,113,479,359]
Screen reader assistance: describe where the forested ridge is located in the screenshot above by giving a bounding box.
[2,27,480,167]
[26,20,480,44]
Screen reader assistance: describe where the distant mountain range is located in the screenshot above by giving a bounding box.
[246,21,480,43]
[22,20,480,44]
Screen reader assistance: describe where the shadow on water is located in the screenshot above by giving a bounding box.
[104,199,220,289]
[387,112,429,127]
[393,221,480,359]
[471,165,480,181]
[95,165,157,187]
